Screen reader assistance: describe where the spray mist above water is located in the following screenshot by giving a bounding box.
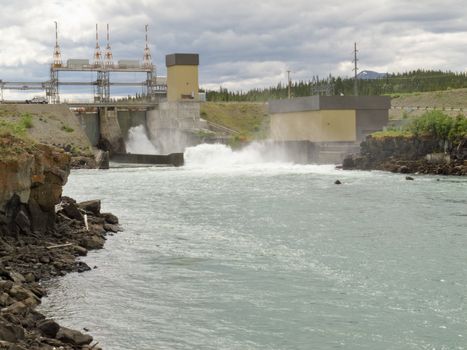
[184,142,292,167]
[125,125,159,155]
[183,143,343,176]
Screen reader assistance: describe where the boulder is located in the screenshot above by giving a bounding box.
[0,293,14,307]
[36,319,60,338]
[101,212,118,225]
[56,326,93,346]
[399,165,409,173]
[342,156,355,169]
[8,272,25,284]
[103,223,120,233]
[0,281,13,292]
[77,200,101,215]
[61,201,83,222]
[2,301,28,314]
[9,285,39,303]
[81,235,105,250]
[73,245,88,257]
[0,320,25,343]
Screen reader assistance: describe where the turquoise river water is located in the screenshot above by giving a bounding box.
[41,144,467,349]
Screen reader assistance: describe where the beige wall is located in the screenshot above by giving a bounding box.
[270,109,356,142]
[167,65,199,102]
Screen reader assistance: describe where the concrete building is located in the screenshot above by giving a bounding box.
[269,95,390,163]
[166,53,199,102]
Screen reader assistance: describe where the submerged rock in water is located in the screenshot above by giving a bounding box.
[334,180,342,185]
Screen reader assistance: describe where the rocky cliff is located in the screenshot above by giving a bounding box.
[343,135,467,175]
[0,135,70,235]
[0,134,118,349]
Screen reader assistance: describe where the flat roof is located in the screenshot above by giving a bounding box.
[166,53,199,67]
[268,96,391,113]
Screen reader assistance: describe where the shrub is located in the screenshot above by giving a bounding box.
[371,111,467,141]
[408,110,467,140]
[19,113,33,129]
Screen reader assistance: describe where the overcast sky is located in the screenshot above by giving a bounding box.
[1,0,467,98]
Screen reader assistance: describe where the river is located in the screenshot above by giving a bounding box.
[41,143,467,349]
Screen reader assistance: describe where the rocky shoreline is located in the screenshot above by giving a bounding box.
[0,134,118,349]
[0,198,120,350]
[343,135,467,176]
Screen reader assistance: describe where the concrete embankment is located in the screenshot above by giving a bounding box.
[0,134,120,349]
[343,136,467,175]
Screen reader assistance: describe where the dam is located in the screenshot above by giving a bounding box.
[70,53,207,165]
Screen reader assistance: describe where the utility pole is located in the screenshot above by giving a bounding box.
[287,70,291,99]
[353,42,358,96]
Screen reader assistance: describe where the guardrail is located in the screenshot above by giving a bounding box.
[205,120,240,135]
[391,106,466,112]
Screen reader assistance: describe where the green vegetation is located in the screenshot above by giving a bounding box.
[206,70,467,102]
[200,102,269,141]
[372,111,467,141]
[410,111,467,140]
[371,129,413,139]
[61,125,74,133]
[0,113,34,137]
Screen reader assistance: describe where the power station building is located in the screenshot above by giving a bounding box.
[269,96,390,163]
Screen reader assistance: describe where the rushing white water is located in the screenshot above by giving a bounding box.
[183,142,343,176]
[125,125,159,154]
[184,142,295,167]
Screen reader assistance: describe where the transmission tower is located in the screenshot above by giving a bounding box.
[93,24,102,67]
[53,21,62,67]
[143,24,154,98]
[49,21,61,103]
[104,24,113,67]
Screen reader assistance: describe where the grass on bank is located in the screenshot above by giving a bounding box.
[0,113,34,137]
[372,110,467,141]
[200,102,269,142]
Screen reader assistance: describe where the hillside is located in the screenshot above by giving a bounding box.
[390,89,467,119]
[200,102,269,140]
[0,104,93,156]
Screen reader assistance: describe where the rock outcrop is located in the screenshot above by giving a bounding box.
[0,134,120,349]
[343,135,467,175]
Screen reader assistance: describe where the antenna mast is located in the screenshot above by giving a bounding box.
[143,24,152,68]
[53,21,62,67]
[353,42,358,96]
[104,24,113,67]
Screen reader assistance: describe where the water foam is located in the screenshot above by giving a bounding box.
[183,142,341,176]
[125,125,159,155]
[183,142,296,168]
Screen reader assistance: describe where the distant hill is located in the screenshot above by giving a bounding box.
[357,70,387,80]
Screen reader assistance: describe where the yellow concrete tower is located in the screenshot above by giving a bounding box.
[166,53,199,102]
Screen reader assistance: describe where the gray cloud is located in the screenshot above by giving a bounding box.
[1,0,467,96]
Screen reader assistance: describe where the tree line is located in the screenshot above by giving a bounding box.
[205,70,467,102]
